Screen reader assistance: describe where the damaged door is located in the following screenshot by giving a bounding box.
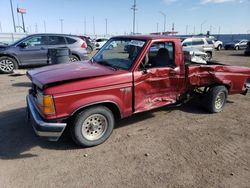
[133,41,180,113]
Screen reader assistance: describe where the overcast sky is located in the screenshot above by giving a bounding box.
[0,0,250,35]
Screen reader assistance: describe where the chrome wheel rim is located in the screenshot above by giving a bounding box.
[215,92,225,110]
[69,57,78,62]
[81,114,108,141]
[0,59,14,72]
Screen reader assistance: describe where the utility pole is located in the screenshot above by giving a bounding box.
[105,18,108,36]
[16,5,21,32]
[10,0,16,32]
[186,25,188,35]
[200,20,206,34]
[44,21,46,33]
[35,23,38,33]
[172,23,174,35]
[156,22,159,33]
[131,0,137,34]
[59,19,64,33]
[93,16,95,35]
[209,25,212,34]
[84,16,86,35]
[159,11,166,33]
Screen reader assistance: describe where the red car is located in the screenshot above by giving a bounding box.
[26,35,250,147]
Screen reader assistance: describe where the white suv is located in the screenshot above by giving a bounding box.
[182,37,214,61]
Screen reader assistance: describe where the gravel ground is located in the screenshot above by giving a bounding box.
[0,50,250,188]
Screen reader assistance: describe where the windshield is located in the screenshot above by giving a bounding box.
[93,38,146,70]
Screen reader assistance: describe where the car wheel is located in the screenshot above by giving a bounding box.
[205,52,212,61]
[204,86,228,113]
[217,44,222,51]
[70,106,115,147]
[0,56,18,74]
[235,46,239,50]
[87,46,93,54]
[69,55,79,62]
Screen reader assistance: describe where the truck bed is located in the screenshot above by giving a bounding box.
[185,61,250,94]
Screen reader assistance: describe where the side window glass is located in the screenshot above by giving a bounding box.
[24,36,47,46]
[48,36,66,45]
[141,42,175,69]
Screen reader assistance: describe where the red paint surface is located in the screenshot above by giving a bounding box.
[27,35,250,120]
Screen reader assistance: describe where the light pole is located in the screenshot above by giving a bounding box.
[59,19,64,33]
[84,17,86,35]
[44,21,46,33]
[105,18,108,36]
[131,0,137,34]
[10,0,16,32]
[200,20,207,34]
[156,22,159,33]
[159,11,166,33]
[186,25,188,35]
[93,16,95,35]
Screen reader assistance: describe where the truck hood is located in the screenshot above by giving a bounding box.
[27,61,123,89]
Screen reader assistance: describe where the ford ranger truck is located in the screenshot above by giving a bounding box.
[26,35,250,147]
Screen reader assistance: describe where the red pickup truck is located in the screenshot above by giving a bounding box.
[27,35,250,147]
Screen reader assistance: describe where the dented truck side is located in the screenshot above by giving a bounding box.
[26,35,250,147]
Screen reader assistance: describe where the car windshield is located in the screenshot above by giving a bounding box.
[93,38,146,70]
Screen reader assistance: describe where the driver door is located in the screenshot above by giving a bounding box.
[133,42,180,113]
[17,35,48,66]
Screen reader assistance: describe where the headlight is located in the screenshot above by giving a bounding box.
[37,91,55,115]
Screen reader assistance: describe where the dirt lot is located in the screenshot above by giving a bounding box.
[0,50,250,188]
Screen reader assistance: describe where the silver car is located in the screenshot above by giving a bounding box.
[0,33,89,73]
[182,37,214,61]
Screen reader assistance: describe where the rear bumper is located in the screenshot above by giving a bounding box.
[26,95,67,141]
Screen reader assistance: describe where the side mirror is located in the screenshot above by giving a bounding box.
[18,42,27,48]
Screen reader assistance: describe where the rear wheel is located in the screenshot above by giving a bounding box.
[204,86,228,113]
[0,56,18,74]
[70,106,115,147]
[217,44,222,51]
[86,46,93,54]
[69,55,79,62]
[205,52,212,61]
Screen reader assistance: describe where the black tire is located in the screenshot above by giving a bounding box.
[69,55,80,62]
[70,106,115,147]
[86,46,93,54]
[205,52,212,61]
[204,86,228,113]
[217,44,222,51]
[0,56,18,74]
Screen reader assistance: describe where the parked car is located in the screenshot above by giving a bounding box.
[26,35,250,147]
[95,38,109,50]
[209,36,223,51]
[78,35,95,53]
[244,41,250,56]
[224,39,249,50]
[182,37,214,61]
[0,33,89,73]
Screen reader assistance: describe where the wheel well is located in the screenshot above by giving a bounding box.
[72,102,122,121]
[71,53,80,60]
[0,54,19,65]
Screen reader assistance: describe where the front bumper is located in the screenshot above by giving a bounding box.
[26,95,67,141]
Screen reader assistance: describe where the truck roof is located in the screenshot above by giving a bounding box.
[112,35,178,41]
